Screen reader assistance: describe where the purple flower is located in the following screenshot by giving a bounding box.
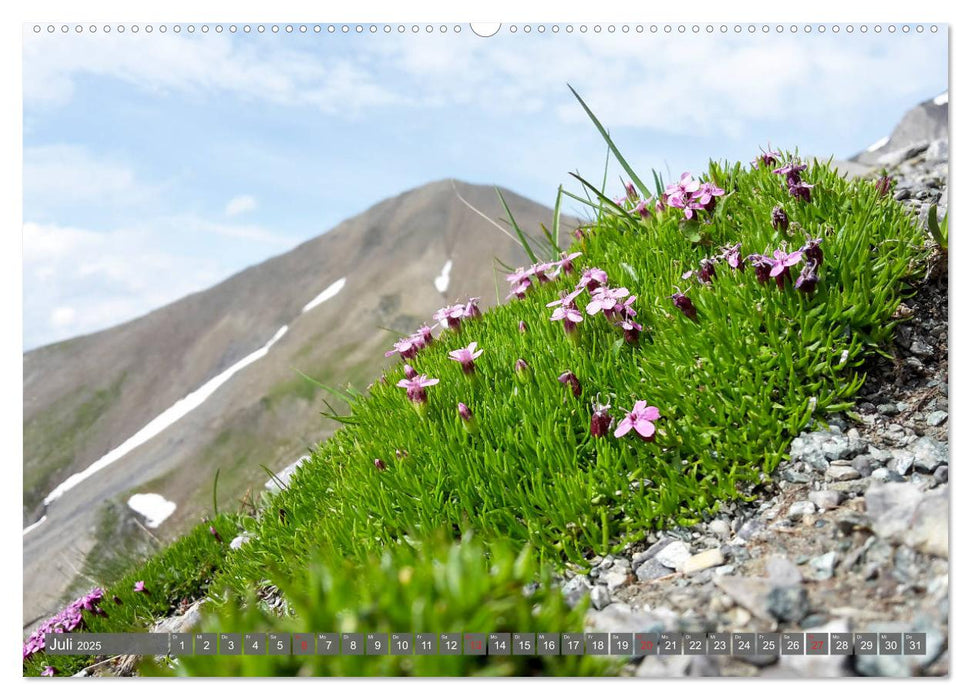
[617,315,643,344]
[585,286,630,317]
[457,402,473,422]
[548,289,584,334]
[518,320,527,334]
[692,181,725,211]
[632,199,652,218]
[664,171,701,200]
[794,262,819,294]
[449,341,484,374]
[41,666,56,677]
[113,595,123,606]
[385,336,420,360]
[625,181,638,201]
[527,262,553,284]
[752,147,782,168]
[506,267,533,299]
[801,237,823,267]
[875,174,894,199]
[403,364,418,380]
[671,290,698,321]
[558,371,582,398]
[514,358,530,374]
[772,162,808,179]
[415,325,434,346]
[590,402,613,438]
[748,254,774,284]
[577,267,609,292]
[133,581,147,593]
[769,248,803,288]
[697,258,717,284]
[614,401,661,441]
[464,297,482,318]
[771,205,790,234]
[722,243,745,271]
[374,458,386,471]
[789,179,815,202]
[572,227,585,241]
[553,251,583,275]
[396,374,439,404]
[209,525,223,544]
[433,304,467,331]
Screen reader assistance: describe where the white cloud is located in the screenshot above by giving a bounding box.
[23,144,162,214]
[23,220,235,349]
[225,194,257,217]
[23,32,401,114]
[50,306,77,328]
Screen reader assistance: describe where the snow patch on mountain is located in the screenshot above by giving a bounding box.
[127,493,177,528]
[32,325,290,518]
[435,260,453,294]
[302,278,346,313]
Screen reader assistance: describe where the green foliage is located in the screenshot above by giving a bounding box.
[223,155,927,593]
[25,136,931,678]
[150,533,613,677]
[24,515,238,677]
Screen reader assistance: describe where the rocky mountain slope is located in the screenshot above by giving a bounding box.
[23,180,568,624]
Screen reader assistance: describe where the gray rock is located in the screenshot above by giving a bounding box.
[736,519,765,542]
[825,465,861,482]
[590,585,611,610]
[709,519,731,539]
[602,567,631,593]
[766,585,809,623]
[925,138,949,163]
[925,410,948,426]
[910,339,935,357]
[631,537,675,566]
[766,556,803,585]
[152,600,205,634]
[888,450,915,476]
[809,490,842,511]
[911,436,948,472]
[851,454,875,477]
[866,482,948,557]
[878,403,899,416]
[787,501,817,519]
[933,464,949,484]
[809,551,839,581]
[655,540,691,569]
[789,434,830,471]
[821,435,854,461]
[561,574,592,607]
[635,558,675,582]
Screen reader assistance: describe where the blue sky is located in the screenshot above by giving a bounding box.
[22,25,948,350]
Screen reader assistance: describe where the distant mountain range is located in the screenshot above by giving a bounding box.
[23,180,570,624]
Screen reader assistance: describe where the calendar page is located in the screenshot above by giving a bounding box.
[20,11,949,683]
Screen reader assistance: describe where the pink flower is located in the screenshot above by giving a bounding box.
[448,341,484,374]
[133,581,147,593]
[577,267,609,292]
[434,304,467,331]
[748,254,774,284]
[415,324,434,345]
[518,320,527,334]
[527,262,553,284]
[374,458,386,471]
[632,199,652,218]
[722,244,744,271]
[396,374,440,404]
[614,401,661,441]
[385,336,420,360]
[769,249,803,288]
[558,371,582,398]
[752,146,782,168]
[585,287,630,317]
[664,171,701,200]
[403,364,418,380]
[464,297,482,318]
[671,290,698,321]
[457,402,473,422]
[552,251,582,275]
[693,182,725,212]
[590,402,613,438]
[41,666,56,677]
[506,267,533,299]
